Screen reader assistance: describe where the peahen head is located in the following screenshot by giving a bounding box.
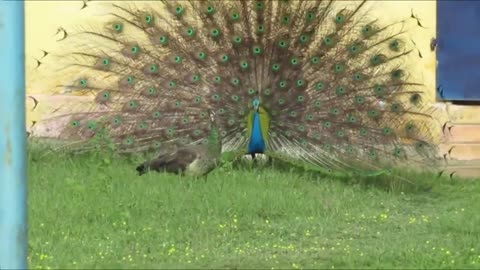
[208,109,217,123]
[207,109,222,153]
[208,109,220,134]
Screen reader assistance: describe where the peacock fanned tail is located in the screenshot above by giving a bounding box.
[41,0,442,177]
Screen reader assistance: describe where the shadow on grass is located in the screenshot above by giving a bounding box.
[28,138,466,195]
[226,155,454,194]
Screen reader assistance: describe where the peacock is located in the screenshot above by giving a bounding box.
[136,110,222,177]
[38,0,443,178]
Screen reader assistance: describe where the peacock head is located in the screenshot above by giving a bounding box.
[252,98,260,112]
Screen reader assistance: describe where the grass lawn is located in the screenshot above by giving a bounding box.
[27,144,480,269]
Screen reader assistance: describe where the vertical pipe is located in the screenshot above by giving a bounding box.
[0,0,28,269]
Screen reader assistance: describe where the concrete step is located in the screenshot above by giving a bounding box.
[439,143,480,160]
[442,168,480,179]
[444,123,480,143]
[445,103,480,124]
[442,159,480,179]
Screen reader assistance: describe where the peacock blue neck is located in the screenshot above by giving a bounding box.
[248,111,266,154]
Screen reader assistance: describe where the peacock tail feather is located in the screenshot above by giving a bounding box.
[39,0,443,176]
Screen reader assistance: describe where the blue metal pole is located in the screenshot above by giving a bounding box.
[0,0,28,269]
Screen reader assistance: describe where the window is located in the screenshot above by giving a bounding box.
[437,1,480,101]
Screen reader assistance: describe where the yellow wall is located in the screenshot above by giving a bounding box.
[25,1,437,124]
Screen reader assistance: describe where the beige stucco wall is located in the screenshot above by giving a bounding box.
[25,1,437,124]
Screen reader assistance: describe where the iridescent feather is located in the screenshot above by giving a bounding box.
[38,0,442,178]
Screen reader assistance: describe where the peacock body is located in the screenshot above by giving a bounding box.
[40,0,442,177]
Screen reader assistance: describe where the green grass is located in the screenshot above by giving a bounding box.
[28,143,480,269]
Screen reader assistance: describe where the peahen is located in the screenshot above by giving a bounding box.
[39,0,442,178]
[136,110,222,177]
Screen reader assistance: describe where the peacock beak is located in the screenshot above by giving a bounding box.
[252,98,261,112]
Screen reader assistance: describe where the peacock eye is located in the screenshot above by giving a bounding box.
[145,15,153,23]
[175,6,184,15]
[211,29,220,37]
[114,24,122,31]
[362,25,373,36]
[197,52,206,60]
[300,35,309,42]
[252,46,262,55]
[257,25,265,33]
[159,36,168,44]
[231,78,240,85]
[186,28,195,36]
[306,12,315,21]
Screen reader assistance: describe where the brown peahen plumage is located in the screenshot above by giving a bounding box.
[39,0,442,178]
[136,110,222,177]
